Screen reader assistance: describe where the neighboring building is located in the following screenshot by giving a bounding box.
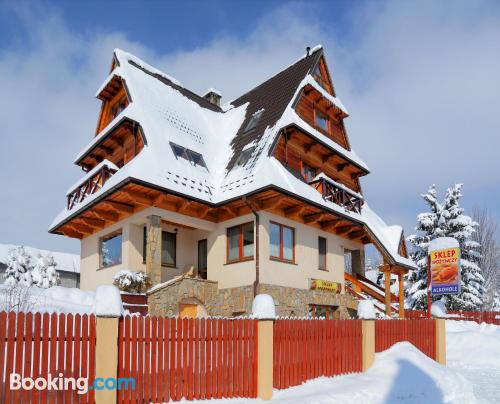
[0,244,80,288]
[49,45,416,318]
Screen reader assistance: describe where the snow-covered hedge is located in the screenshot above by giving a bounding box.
[113,270,151,293]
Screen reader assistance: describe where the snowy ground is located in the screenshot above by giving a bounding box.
[172,320,500,404]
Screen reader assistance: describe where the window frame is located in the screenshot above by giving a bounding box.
[99,230,123,269]
[314,109,330,133]
[226,221,255,264]
[143,227,177,268]
[243,109,264,133]
[269,221,296,264]
[318,236,327,271]
[300,161,317,183]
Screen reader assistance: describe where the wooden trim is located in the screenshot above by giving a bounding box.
[226,221,255,264]
[269,221,296,263]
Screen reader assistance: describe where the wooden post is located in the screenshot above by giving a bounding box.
[95,316,119,404]
[384,270,391,316]
[434,318,446,365]
[257,320,273,400]
[361,320,375,371]
[398,272,405,318]
[146,214,162,285]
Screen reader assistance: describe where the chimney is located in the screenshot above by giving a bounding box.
[203,88,222,107]
[306,46,311,56]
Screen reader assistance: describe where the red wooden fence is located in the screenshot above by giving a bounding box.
[273,319,363,390]
[405,310,500,325]
[375,319,436,359]
[117,316,258,403]
[0,311,96,404]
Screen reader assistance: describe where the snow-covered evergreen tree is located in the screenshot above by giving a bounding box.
[3,246,33,286]
[492,291,500,311]
[406,185,443,310]
[406,184,485,310]
[439,184,485,310]
[31,254,60,288]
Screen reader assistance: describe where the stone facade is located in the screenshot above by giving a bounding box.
[147,277,358,319]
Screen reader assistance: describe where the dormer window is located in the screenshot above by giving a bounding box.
[236,146,255,167]
[315,110,329,133]
[170,142,208,170]
[244,109,264,133]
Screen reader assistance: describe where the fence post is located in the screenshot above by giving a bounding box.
[94,286,123,404]
[257,319,274,400]
[362,320,375,371]
[434,318,446,365]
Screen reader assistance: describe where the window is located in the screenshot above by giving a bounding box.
[315,110,329,132]
[318,237,327,270]
[244,109,264,132]
[143,227,177,267]
[301,162,316,183]
[198,239,208,280]
[227,222,254,263]
[170,142,208,170]
[100,232,122,268]
[236,146,255,167]
[270,222,295,262]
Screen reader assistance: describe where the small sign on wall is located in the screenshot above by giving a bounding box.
[310,279,341,293]
[429,237,461,295]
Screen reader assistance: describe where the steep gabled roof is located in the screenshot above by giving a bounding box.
[50,46,415,270]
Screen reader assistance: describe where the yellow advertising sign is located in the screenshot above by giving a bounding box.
[430,247,460,295]
[311,279,340,293]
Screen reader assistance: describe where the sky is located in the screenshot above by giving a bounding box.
[0,0,499,255]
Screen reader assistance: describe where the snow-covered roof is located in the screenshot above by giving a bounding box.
[50,46,414,270]
[202,88,222,97]
[0,244,80,273]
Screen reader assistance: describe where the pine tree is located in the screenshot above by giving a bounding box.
[31,254,60,288]
[406,184,485,311]
[3,246,33,286]
[406,185,443,310]
[492,291,500,311]
[440,184,485,310]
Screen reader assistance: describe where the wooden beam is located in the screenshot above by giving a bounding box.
[80,217,105,228]
[336,163,348,172]
[335,225,353,235]
[259,196,283,210]
[322,153,336,164]
[99,145,113,154]
[284,205,305,217]
[320,219,341,230]
[93,210,119,222]
[347,230,364,239]
[124,190,153,206]
[176,199,191,212]
[61,228,83,239]
[104,200,134,214]
[69,223,93,235]
[303,212,325,224]
[198,205,211,219]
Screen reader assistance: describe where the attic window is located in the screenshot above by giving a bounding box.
[236,146,255,167]
[170,142,208,170]
[244,109,264,133]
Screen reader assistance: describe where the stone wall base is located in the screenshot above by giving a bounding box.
[147,278,358,319]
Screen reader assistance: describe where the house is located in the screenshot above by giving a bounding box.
[0,244,80,288]
[49,45,416,318]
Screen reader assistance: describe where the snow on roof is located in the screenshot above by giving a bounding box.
[51,47,411,269]
[202,88,222,97]
[0,244,80,273]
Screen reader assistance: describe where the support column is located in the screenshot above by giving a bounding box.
[146,215,162,285]
[434,318,446,365]
[398,272,405,318]
[95,316,119,404]
[361,320,375,371]
[384,270,391,317]
[257,320,273,400]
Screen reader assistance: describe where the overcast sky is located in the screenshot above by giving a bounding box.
[1,0,499,254]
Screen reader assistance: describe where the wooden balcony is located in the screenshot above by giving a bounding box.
[309,177,363,214]
[67,164,117,210]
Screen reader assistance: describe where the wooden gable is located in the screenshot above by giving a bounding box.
[95,76,130,135]
[312,56,335,96]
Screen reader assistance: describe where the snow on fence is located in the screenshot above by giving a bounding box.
[375,319,436,360]
[273,319,363,390]
[117,316,258,403]
[404,310,500,325]
[0,311,96,404]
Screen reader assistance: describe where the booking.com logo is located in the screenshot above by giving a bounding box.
[10,373,135,395]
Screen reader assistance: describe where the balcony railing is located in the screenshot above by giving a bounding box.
[309,177,363,214]
[67,164,117,210]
